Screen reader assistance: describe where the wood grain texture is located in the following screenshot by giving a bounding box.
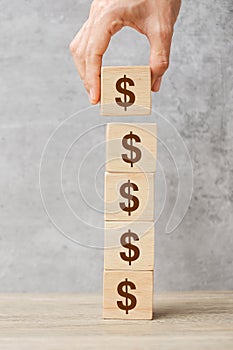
[0,292,233,349]
[104,221,155,270]
[101,66,151,116]
[106,123,157,173]
[105,172,155,221]
[103,270,153,319]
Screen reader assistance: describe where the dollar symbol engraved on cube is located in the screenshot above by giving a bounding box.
[120,229,140,266]
[119,180,139,216]
[117,278,137,314]
[115,75,136,111]
[122,131,142,168]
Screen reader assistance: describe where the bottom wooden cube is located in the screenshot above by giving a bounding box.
[103,270,153,320]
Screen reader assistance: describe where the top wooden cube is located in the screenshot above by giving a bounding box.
[101,66,151,116]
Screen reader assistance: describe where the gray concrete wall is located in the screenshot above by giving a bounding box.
[0,0,232,292]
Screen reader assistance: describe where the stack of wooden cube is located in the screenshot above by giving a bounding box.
[101,66,157,320]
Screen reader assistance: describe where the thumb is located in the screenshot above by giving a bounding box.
[147,29,173,91]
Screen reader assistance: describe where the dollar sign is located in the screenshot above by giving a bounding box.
[119,180,139,216]
[122,131,142,168]
[117,278,137,314]
[120,229,140,266]
[115,75,136,111]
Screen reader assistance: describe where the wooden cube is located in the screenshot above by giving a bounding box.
[104,221,154,271]
[101,66,151,116]
[103,270,153,319]
[106,123,157,173]
[105,172,155,221]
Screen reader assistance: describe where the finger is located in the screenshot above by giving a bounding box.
[69,21,89,81]
[72,50,86,81]
[152,77,162,92]
[84,19,124,104]
[85,53,102,104]
[147,27,173,88]
[84,24,111,104]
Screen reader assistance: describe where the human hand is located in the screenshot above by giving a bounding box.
[70,0,181,104]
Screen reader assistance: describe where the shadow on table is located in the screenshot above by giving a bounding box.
[153,298,214,320]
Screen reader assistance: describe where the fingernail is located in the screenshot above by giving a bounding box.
[89,88,95,104]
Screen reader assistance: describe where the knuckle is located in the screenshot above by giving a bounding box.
[86,49,100,62]
[159,26,173,40]
[158,60,169,71]
[86,49,93,58]
[108,19,124,35]
[90,0,107,17]
[92,0,107,11]
[152,57,169,75]
[69,41,76,54]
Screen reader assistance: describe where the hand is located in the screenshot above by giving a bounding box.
[70,0,181,104]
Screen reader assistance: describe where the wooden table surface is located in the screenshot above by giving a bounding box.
[0,292,232,349]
